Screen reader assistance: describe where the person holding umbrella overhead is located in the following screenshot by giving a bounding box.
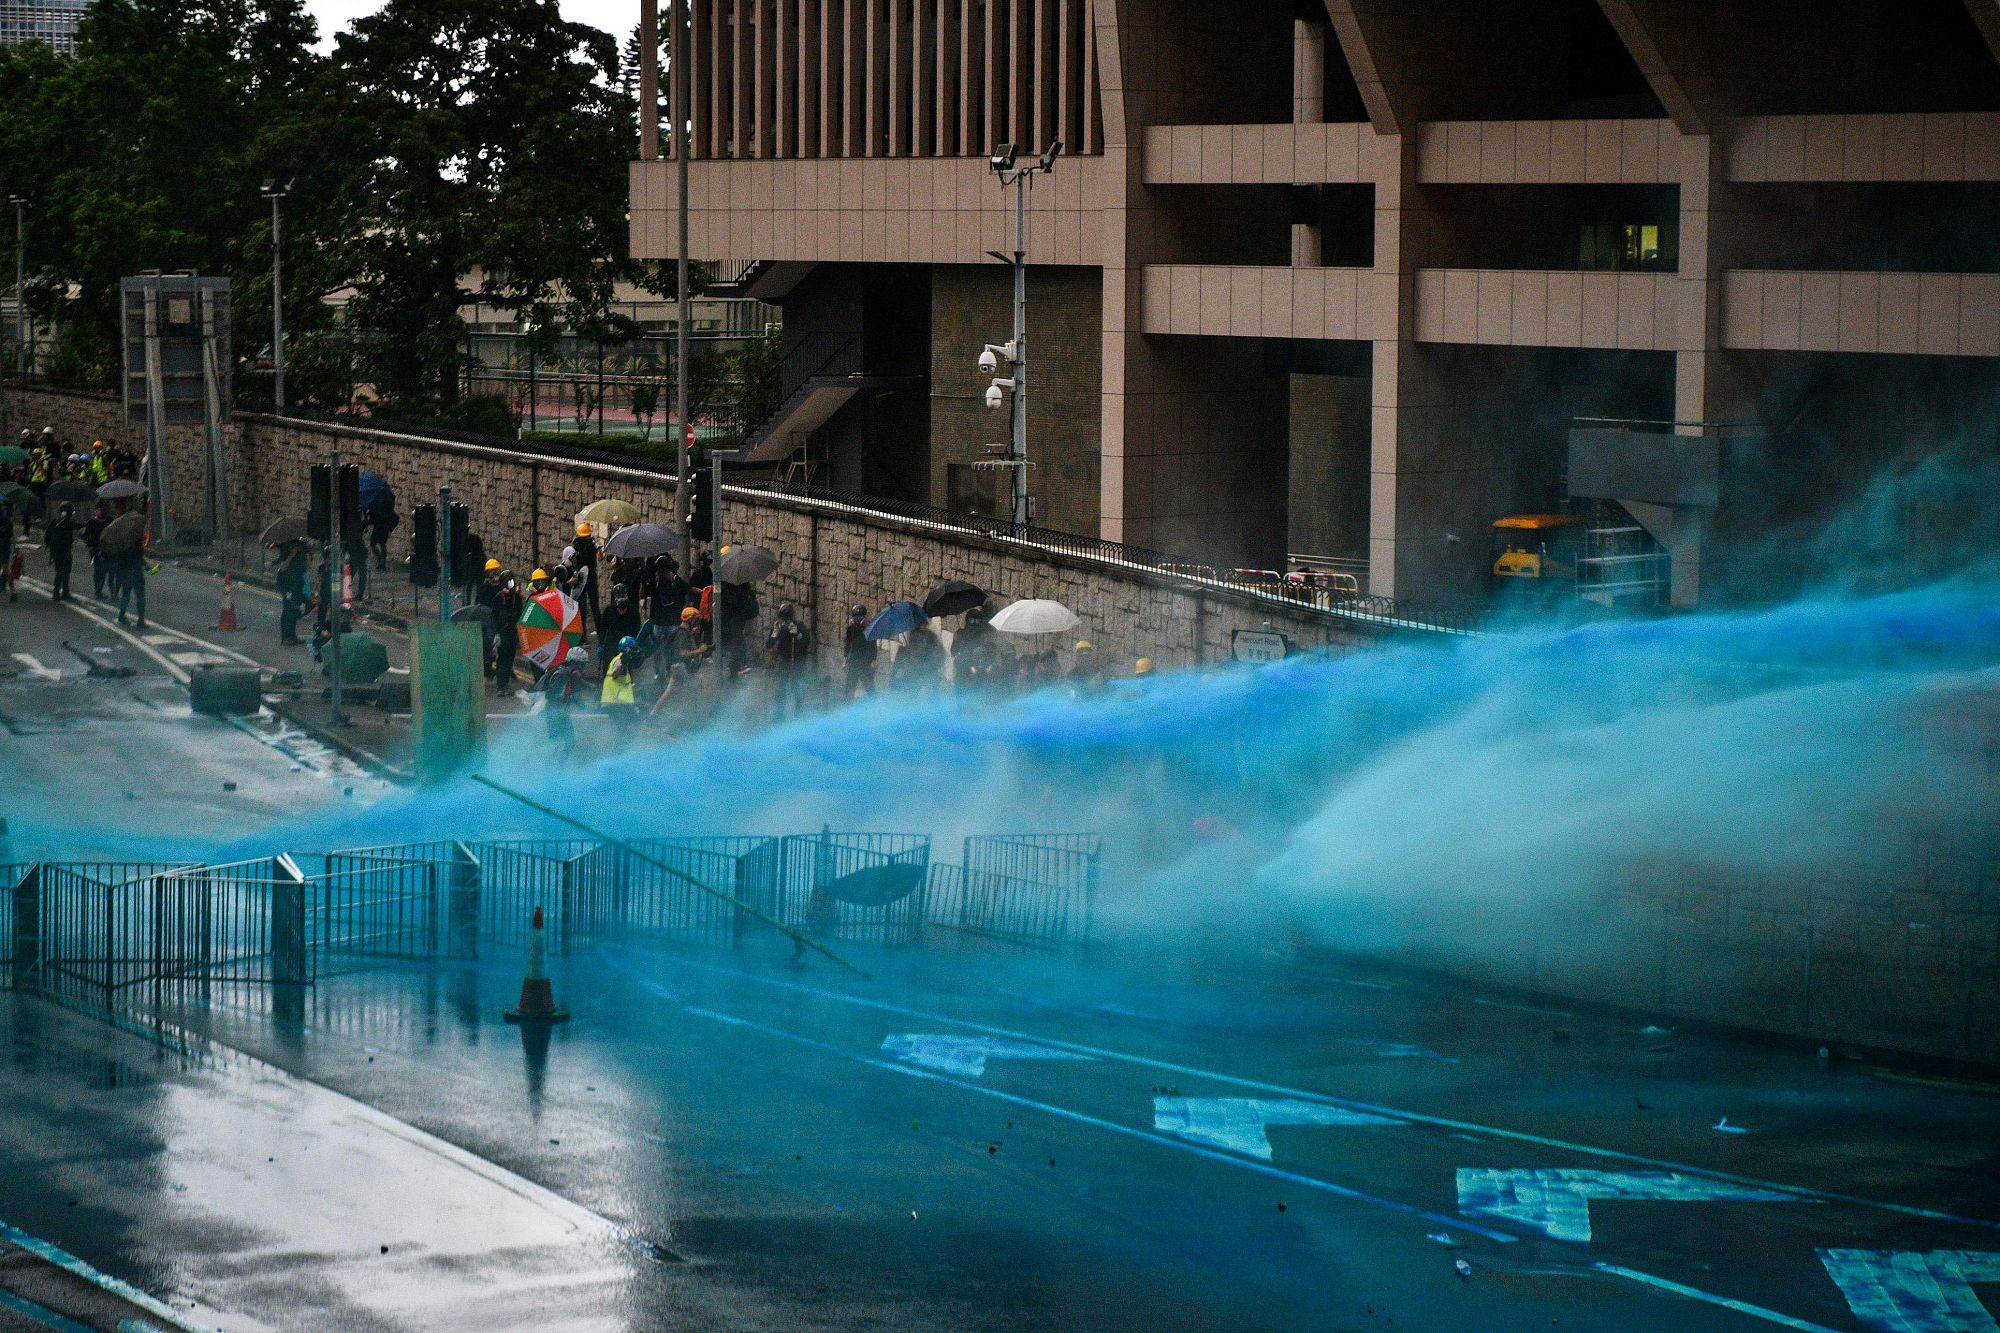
[43,502,77,602]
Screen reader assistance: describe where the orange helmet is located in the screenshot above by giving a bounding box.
[576,523,591,537]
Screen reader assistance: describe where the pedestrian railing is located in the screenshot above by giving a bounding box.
[0,832,1100,1021]
[773,832,932,947]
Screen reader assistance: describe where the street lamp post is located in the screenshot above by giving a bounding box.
[262,180,292,414]
[981,142,1061,528]
[10,195,27,379]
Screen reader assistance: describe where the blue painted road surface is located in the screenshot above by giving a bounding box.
[3,934,1992,1331]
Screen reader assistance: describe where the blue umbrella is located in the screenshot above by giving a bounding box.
[358,469,394,514]
[864,600,929,641]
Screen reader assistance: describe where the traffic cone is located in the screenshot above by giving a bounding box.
[216,573,243,631]
[503,906,570,1024]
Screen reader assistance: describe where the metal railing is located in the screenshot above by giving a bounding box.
[748,482,1482,637]
[318,850,445,965]
[774,832,932,947]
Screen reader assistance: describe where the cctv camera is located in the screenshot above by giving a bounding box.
[978,348,998,374]
[985,383,1005,410]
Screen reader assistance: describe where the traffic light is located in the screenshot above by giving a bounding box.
[307,463,362,542]
[408,503,438,588]
[688,464,713,542]
[447,503,477,586]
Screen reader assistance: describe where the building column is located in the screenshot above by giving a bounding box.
[1291,17,1325,267]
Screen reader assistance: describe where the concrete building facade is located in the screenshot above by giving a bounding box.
[631,0,2000,600]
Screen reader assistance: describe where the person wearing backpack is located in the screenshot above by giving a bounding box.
[765,600,812,720]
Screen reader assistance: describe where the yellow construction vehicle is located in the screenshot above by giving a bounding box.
[1491,514,1583,586]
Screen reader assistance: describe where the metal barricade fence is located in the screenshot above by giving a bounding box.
[775,832,932,947]
[943,834,1102,947]
[0,865,26,989]
[469,840,598,953]
[317,851,445,966]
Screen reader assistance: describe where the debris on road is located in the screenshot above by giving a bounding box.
[1426,1233,1459,1248]
[1712,1116,1747,1134]
[1639,1025,1673,1036]
[1455,1259,1473,1281]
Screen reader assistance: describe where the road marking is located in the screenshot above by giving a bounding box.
[1153,1097,1400,1160]
[1456,1168,1795,1243]
[1818,1249,2000,1333]
[617,949,2000,1235]
[593,957,1520,1241]
[167,650,227,668]
[0,1220,212,1332]
[9,652,61,681]
[881,1033,1094,1078]
[1593,1263,1846,1333]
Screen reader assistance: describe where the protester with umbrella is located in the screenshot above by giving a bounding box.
[517,584,585,679]
[952,603,1000,687]
[359,470,398,572]
[83,504,110,599]
[100,510,149,627]
[765,601,813,720]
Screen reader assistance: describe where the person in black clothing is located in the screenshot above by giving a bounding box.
[43,503,77,601]
[717,582,758,676]
[688,550,713,592]
[842,604,874,700]
[646,555,690,627]
[571,524,600,635]
[0,501,14,602]
[766,601,812,720]
[83,506,109,599]
[490,575,525,691]
[597,581,641,669]
[275,540,309,644]
[951,603,999,689]
[114,545,146,627]
[365,497,399,571]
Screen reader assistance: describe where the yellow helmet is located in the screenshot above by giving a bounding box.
[1134,658,1155,676]
[1074,640,1095,653]
[483,558,501,572]
[530,568,550,582]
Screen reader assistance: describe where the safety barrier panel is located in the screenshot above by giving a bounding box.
[773,832,932,947]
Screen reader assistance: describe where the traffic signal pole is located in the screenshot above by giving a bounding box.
[439,482,453,622]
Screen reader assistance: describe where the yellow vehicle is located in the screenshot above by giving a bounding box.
[1491,514,1582,584]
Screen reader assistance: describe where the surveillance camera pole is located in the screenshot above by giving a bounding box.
[985,143,1059,528]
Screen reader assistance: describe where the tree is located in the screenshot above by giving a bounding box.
[0,0,328,394]
[321,0,670,407]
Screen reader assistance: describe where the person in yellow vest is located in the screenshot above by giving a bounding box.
[87,441,110,485]
[601,635,639,715]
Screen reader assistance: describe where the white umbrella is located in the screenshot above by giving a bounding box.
[989,598,1079,635]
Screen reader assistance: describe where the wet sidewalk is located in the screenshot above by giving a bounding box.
[0,993,672,1332]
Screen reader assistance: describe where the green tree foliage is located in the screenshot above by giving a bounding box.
[0,0,324,389]
[321,0,666,407]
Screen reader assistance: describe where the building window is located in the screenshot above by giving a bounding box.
[1580,222,1677,272]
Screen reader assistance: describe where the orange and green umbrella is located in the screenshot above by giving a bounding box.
[518,589,585,671]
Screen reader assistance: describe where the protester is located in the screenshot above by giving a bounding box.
[601,635,639,715]
[951,604,999,688]
[571,523,600,633]
[490,573,525,691]
[842,603,874,699]
[275,540,309,644]
[540,656,586,752]
[598,581,641,669]
[667,605,709,679]
[766,601,812,719]
[892,626,946,693]
[364,488,398,571]
[114,541,146,628]
[43,503,77,601]
[83,506,109,599]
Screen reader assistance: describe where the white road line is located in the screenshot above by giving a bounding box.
[1592,1264,1845,1333]
[614,948,2000,1235]
[9,652,62,681]
[17,586,193,683]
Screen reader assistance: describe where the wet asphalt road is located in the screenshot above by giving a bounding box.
[105,937,2000,1333]
[3,558,2000,1330]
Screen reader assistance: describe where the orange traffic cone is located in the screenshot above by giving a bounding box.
[504,906,570,1024]
[216,573,243,631]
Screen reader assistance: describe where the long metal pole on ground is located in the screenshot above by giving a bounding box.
[468,773,869,978]
[673,0,693,562]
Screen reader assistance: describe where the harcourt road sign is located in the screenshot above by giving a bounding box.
[1231,628,1292,663]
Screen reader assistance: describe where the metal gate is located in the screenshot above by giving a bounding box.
[774,832,932,946]
[932,834,1103,947]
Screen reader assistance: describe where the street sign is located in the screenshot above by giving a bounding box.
[1231,628,1292,663]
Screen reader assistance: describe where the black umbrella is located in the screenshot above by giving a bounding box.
[44,480,94,507]
[449,605,494,630]
[716,544,778,585]
[0,482,41,516]
[602,522,681,560]
[99,511,147,553]
[923,579,986,619]
[97,478,145,500]
[261,515,309,546]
